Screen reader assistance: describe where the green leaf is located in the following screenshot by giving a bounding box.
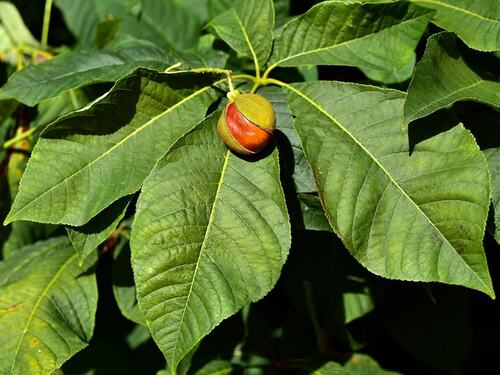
[95,18,123,48]
[404,32,500,126]
[0,237,98,374]
[119,0,204,51]
[313,361,345,375]
[67,195,131,264]
[269,2,433,83]
[126,324,151,350]
[55,0,135,46]
[209,0,274,69]
[485,148,500,244]
[298,194,331,232]
[131,113,291,373]
[0,2,39,48]
[259,86,316,193]
[285,81,494,298]
[0,38,177,106]
[194,360,232,375]
[181,35,229,69]
[412,0,500,51]
[31,90,89,130]
[314,354,402,375]
[344,354,402,375]
[113,237,144,324]
[3,126,61,260]
[5,69,224,226]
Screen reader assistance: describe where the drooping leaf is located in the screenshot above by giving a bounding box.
[67,195,131,264]
[5,69,224,226]
[0,237,98,374]
[0,38,177,106]
[269,2,433,83]
[285,81,494,298]
[404,32,500,126]
[209,0,274,69]
[131,113,291,373]
[412,0,500,51]
[0,2,39,48]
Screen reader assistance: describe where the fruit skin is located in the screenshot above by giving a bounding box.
[217,93,276,155]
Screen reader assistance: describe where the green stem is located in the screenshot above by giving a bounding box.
[232,74,258,84]
[262,64,277,80]
[3,126,41,149]
[41,0,53,50]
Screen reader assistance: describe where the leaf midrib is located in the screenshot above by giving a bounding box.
[406,80,483,121]
[287,83,491,293]
[10,254,77,374]
[415,0,500,23]
[271,9,432,67]
[5,84,213,225]
[3,53,163,93]
[170,150,231,368]
[231,9,261,69]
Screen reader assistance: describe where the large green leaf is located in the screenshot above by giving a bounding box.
[0,38,177,106]
[412,0,500,51]
[209,0,274,69]
[404,32,500,126]
[67,195,131,264]
[5,69,224,226]
[269,2,433,83]
[0,237,98,374]
[285,81,494,297]
[131,113,291,373]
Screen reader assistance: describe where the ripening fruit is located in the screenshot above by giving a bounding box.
[217,92,276,155]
